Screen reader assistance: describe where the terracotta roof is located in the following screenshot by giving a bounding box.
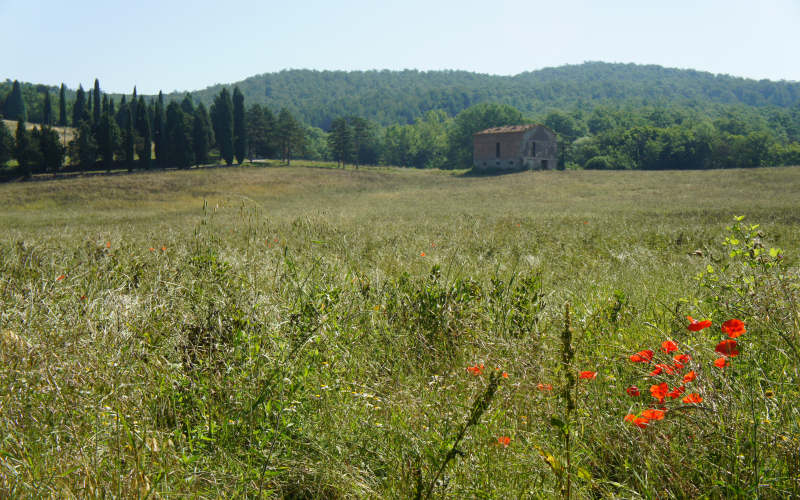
[474,124,540,135]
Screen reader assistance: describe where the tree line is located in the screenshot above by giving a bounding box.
[3,74,800,176]
[0,79,309,177]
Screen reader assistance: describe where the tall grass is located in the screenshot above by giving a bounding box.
[1,164,799,497]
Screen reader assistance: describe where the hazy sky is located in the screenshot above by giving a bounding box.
[2,0,798,94]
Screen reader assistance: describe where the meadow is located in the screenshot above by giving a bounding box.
[1,163,799,498]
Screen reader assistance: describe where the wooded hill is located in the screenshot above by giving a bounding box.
[180,62,800,129]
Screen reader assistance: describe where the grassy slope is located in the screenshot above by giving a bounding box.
[1,164,799,497]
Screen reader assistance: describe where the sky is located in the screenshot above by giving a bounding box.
[2,0,799,94]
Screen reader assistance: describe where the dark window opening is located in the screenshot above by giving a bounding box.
[495,142,501,158]
[531,142,536,157]
[542,159,548,169]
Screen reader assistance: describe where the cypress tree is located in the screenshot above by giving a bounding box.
[43,91,53,126]
[87,90,93,124]
[136,96,151,169]
[5,80,27,122]
[39,125,64,173]
[166,102,193,168]
[211,88,234,165]
[116,95,127,129]
[233,86,246,163]
[69,120,97,171]
[192,103,211,165]
[58,84,67,127]
[72,85,88,126]
[123,102,135,171]
[0,120,13,165]
[154,92,165,167]
[97,98,120,172]
[93,79,101,125]
[14,120,32,177]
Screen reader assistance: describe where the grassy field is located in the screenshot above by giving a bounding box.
[1,163,799,498]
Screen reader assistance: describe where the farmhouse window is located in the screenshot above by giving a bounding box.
[531,142,536,157]
[495,142,501,158]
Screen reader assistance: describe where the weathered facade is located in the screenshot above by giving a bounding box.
[473,124,557,170]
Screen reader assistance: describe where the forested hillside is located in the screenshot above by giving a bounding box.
[182,62,800,128]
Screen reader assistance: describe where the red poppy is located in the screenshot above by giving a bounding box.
[467,364,485,376]
[160,246,167,251]
[626,386,640,397]
[624,414,649,428]
[683,370,696,383]
[650,382,669,403]
[106,241,111,248]
[687,315,712,332]
[56,274,66,281]
[80,295,87,301]
[673,354,690,364]
[630,349,654,363]
[501,372,509,379]
[667,385,685,399]
[714,357,729,368]
[682,393,703,404]
[537,383,553,391]
[579,371,597,380]
[497,436,511,448]
[721,319,746,338]
[149,247,155,252]
[420,252,426,257]
[649,363,674,376]
[661,340,678,353]
[641,408,665,421]
[715,339,739,357]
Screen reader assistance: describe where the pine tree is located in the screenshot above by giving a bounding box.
[327,117,353,167]
[154,91,165,167]
[93,79,101,125]
[211,88,234,165]
[4,80,27,122]
[72,85,88,127]
[43,91,53,126]
[246,104,276,159]
[58,84,67,127]
[276,108,305,165]
[233,86,246,163]
[122,101,135,171]
[192,103,211,165]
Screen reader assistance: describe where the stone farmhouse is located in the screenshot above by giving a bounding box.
[473,124,558,171]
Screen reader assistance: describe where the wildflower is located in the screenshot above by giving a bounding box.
[661,340,678,353]
[714,357,729,368]
[650,382,669,403]
[673,354,691,364]
[682,393,703,404]
[149,247,155,252]
[667,385,685,399]
[56,274,66,281]
[501,372,509,379]
[641,408,665,421]
[467,364,485,376]
[721,319,746,338]
[497,436,511,448]
[420,252,426,257]
[764,389,775,398]
[536,383,553,391]
[630,349,654,363]
[687,316,712,332]
[579,371,597,380]
[106,241,111,248]
[80,295,87,301]
[715,339,739,357]
[683,370,696,383]
[626,386,640,397]
[160,246,167,252]
[649,363,674,376]
[624,414,649,428]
